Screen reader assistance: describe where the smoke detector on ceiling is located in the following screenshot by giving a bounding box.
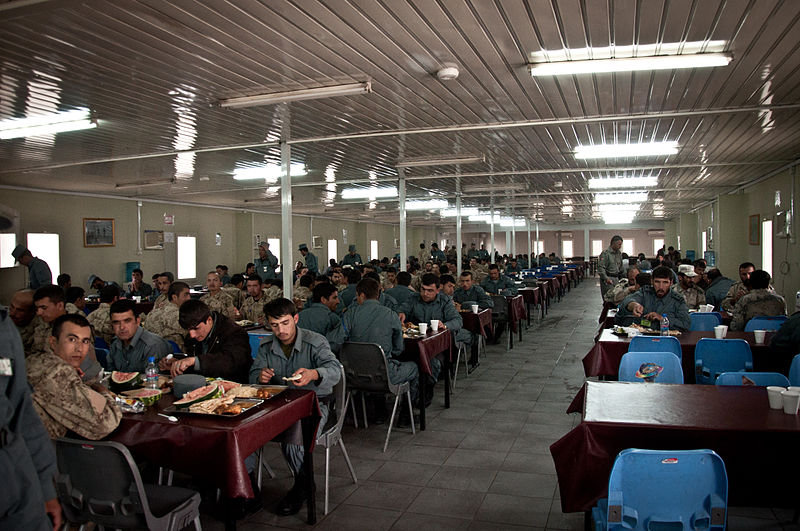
[436,63,460,81]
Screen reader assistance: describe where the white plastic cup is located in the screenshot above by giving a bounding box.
[782,390,800,414]
[714,325,725,339]
[430,319,440,332]
[753,329,766,344]
[471,304,479,314]
[767,386,786,409]
[418,323,428,335]
[788,386,800,394]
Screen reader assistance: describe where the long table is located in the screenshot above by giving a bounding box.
[519,286,543,323]
[507,295,527,349]
[551,381,800,513]
[401,329,452,430]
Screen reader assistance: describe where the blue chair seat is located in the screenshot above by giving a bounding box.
[628,335,682,359]
[694,338,753,385]
[744,316,788,332]
[619,352,684,384]
[790,354,800,386]
[690,312,723,332]
[716,371,790,387]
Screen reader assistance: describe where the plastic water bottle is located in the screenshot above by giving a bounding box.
[660,314,670,336]
[145,356,158,389]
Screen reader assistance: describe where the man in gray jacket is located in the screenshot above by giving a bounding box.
[615,266,690,331]
[598,235,624,300]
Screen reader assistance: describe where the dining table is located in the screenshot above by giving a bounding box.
[518,286,542,324]
[400,328,452,430]
[506,295,527,349]
[551,381,800,513]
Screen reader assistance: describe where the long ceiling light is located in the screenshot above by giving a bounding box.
[340,186,398,199]
[0,108,96,139]
[405,199,449,210]
[440,207,480,217]
[594,192,649,204]
[530,53,731,76]
[219,81,372,109]
[396,154,484,168]
[603,211,636,224]
[596,203,642,213]
[575,141,679,159]
[233,162,306,182]
[588,175,658,189]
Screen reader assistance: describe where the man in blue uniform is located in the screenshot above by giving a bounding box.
[615,265,690,331]
[297,283,344,353]
[298,243,318,274]
[481,264,518,295]
[341,245,362,267]
[11,244,52,290]
[386,271,415,307]
[430,243,446,263]
[255,243,279,281]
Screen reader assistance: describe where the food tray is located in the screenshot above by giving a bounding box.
[164,398,264,417]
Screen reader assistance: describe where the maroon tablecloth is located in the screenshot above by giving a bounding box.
[552,381,800,512]
[519,286,540,307]
[108,389,320,499]
[603,310,734,329]
[461,309,493,338]
[583,329,780,381]
[403,328,452,376]
[507,295,527,333]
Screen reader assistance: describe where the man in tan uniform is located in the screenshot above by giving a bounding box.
[730,270,786,330]
[675,264,706,309]
[30,285,69,357]
[143,281,190,351]
[201,271,238,320]
[86,284,120,346]
[222,274,246,309]
[151,272,173,310]
[9,289,37,352]
[240,276,267,325]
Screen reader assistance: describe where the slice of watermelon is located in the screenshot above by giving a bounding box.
[122,388,162,406]
[173,383,223,408]
[215,380,241,394]
[110,371,142,392]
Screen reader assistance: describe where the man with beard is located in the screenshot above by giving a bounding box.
[615,266,690,331]
[721,262,761,313]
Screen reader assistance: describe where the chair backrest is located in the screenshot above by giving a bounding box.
[94,336,109,350]
[694,338,753,385]
[56,438,154,529]
[490,294,508,316]
[690,312,723,331]
[339,341,395,394]
[247,331,274,359]
[744,315,787,332]
[604,448,727,530]
[715,371,790,387]
[618,352,684,384]
[628,335,682,358]
[790,354,800,386]
[318,363,347,446]
[94,348,110,370]
[167,340,182,354]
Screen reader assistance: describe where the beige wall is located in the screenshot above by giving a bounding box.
[678,213,698,254]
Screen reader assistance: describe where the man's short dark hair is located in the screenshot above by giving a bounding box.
[460,270,473,279]
[246,262,255,270]
[706,268,722,282]
[110,299,137,317]
[346,269,361,284]
[312,283,338,302]
[299,274,314,288]
[652,266,673,280]
[438,264,449,276]
[635,273,652,287]
[246,276,262,286]
[363,271,381,284]
[65,286,85,304]
[160,272,175,282]
[356,278,381,300]
[132,268,143,276]
[168,281,190,301]
[216,265,228,272]
[179,299,212,329]
[420,273,440,288]
[56,273,71,287]
[51,313,91,339]
[34,284,65,304]
[100,284,120,303]
[750,270,771,289]
[440,274,455,286]
[419,243,425,249]
[693,259,707,269]
[396,271,412,286]
[152,273,160,281]
[488,264,499,271]
[739,262,756,270]
[230,273,245,286]
[263,298,297,319]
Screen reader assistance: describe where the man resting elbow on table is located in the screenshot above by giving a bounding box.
[249,297,341,516]
[615,266,690,332]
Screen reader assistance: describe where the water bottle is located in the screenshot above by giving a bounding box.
[660,314,670,336]
[145,356,158,389]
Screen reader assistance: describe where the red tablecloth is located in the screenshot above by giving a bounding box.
[403,329,452,376]
[108,389,320,499]
[507,295,527,333]
[461,309,493,338]
[552,381,800,512]
[519,286,540,307]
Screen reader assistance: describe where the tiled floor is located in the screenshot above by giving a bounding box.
[199,277,800,530]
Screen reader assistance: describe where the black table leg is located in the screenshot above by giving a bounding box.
[443,354,451,409]
[224,502,237,531]
[301,416,317,525]
[418,374,426,430]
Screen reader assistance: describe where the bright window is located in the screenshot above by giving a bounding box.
[762,219,773,276]
[177,236,196,280]
[532,240,544,255]
[327,239,337,265]
[267,238,280,269]
[701,231,707,255]
[370,240,378,261]
[0,233,16,268]
[622,239,634,256]
[652,238,664,256]
[26,233,59,278]
[562,240,573,258]
[591,240,603,256]
[440,239,447,252]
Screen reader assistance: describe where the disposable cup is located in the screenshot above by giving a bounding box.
[788,386,800,394]
[471,304,479,314]
[418,323,428,335]
[782,390,800,414]
[753,329,766,344]
[714,325,725,339]
[767,386,786,409]
[430,320,440,332]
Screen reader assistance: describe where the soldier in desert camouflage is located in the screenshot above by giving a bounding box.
[143,281,191,351]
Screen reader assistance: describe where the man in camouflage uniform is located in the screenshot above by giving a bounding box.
[26,313,122,439]
[721,262,770,313]
[201,271,238,320]
[143,281,190,351]
[730,270,786,330]
[87,284,120,345]
[675,264,706,309]
[240,276,267,325]
[151,272,173,309]
[381,267,397,291]
[263,278,284,303]
[30,285,70,357]
[222,273,246,309]
[598,235,624,300]
[616,266,690,331]
[604,268,640,304]
[9,288,38,352]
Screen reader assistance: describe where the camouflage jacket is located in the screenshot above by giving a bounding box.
[65,302,82,315]
[721,282,777,313]
[221,285,245,309]
[598,247,624,283]
[294,286,312,301]
[201,291,237,320]
[730,289,787,331]
[152,293,169,310]
[87,303,114,345]
[263,285,284,303]
[240,295,266,324]
[17,317,38,354]
[29,319,53,357]
[142,302,185,351]
[26,351,122,439]
[603,279,635,304]
[676,285,706,309]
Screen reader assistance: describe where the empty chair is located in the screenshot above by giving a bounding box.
[690,312,723,331]
[628,335,682,359]
[339,342,415,452]
[592,448,727,531]
[744,315,788,332]
[56,438,201,531]
[790,354,800,386]
[716,371,790,387]
[618,352,684,384]
[694,338,753,385]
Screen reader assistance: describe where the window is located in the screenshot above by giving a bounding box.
[327,239,337,265]
[762,219,773,276]
[562,240,573,258]
[622,239,634,257]
[440,239,447,252]
[652,238,664,256]
[177,236,196,280]
[532,240,544,255]
[0,233,16,268]
[26,233,60,278]
[370,240,378,261]
[591,240,603,256]
[701,231,707,255]
[267,238,280,268]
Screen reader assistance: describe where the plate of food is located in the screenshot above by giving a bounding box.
[164,397,264,416]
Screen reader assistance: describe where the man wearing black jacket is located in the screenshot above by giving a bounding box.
[165,299,252,383]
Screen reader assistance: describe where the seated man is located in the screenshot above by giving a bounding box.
[108,299,171,372]
[730,270,786,330]
[386,271,415,307]
[151,272,174,308]
[26,314,122,439]
[165,299,252,383]
[293,273,314,303]
[240,276,268,325]
[125,268,153,299]
[440,274,456,299]
[222,274,246,309]
[693,259,709,290]
[769,311,800,371]
[65,286,87,315]
[331,269,347,292]
[88,274,121,294]
[676,264,706,309]
[481,264,518,295]
[250,298,341,516]
[604,268,640,305]
[505,258,522,276]
[216,264,232,285]
[381,267,397,291]
[637,253,652,270]
[297,283,345,353]
[721,262,756,312]
[200,271,238,320]
[453,270,494,369]
[263,278,284,303]
[143,281,190,351]
[339,269,361,307]
[615,266,690,331]
[9,288,37,353]
[30,285,69,357]
[87,284,120,345]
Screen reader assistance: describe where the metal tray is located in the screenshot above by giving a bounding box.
[164,397,265,417]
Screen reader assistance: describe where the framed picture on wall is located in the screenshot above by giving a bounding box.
[83,218,115,247]
[748,214,760,245]
[144,229,164,250]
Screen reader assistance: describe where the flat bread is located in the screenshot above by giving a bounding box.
[225,386,259,398]
[188,396,234,413]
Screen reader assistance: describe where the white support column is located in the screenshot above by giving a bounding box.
[456,194,462,276]
[490,196,495,262]
[583,229,590,261]
[279,103,293,297]
[399,171,407,270]
[527,221,531,265]
[535,221,540,263]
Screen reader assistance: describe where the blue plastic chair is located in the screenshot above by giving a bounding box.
[619,352,684,384]
[789,354,800,386]
[715,371,789,387]
[592,448,728,531]
[744,316,787,332]
[690,312,723,331]
[694,338,753,385]
[247,331,273,359]
[95,348,110,370]
[167,340,182,354]
[628,335,682,359]
[94,336,109,350]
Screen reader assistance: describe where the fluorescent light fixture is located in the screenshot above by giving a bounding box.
[396,154,484,168]
[603,211,636,224]
[530,52,731,76]
[233,162,306,182]
[561,205,574,215]
[596,203,642,213]
[595,192,648,204]
[405,199,449,210]
[341,186,398,199]
[219,81,372,109]
[588,175,658,189]
[440,207,479,217]
[499,218,527,227]
[575,141,679,159]
[0,108,96,139]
